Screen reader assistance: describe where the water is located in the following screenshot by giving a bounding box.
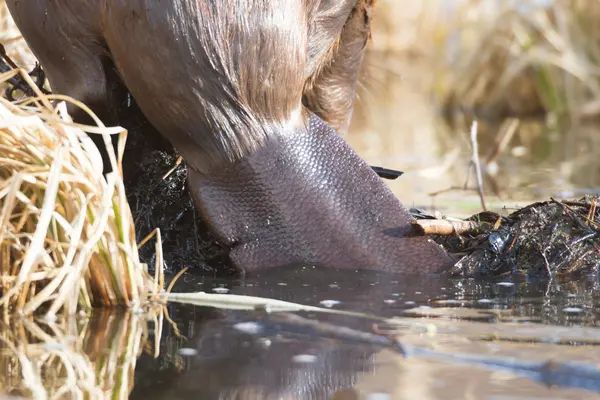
[348,51,600,217]
[6,268,600,398]
[125,269,600,399]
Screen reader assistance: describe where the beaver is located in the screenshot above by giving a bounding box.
[6,0,455,273]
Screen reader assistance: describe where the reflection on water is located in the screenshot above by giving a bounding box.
[124,269,600,399]
[5,269,600,398]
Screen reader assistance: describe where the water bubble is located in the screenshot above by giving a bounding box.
[292,354,317,364]
[233,322,263,334]
[320,300,341,308]
[178,348,198,357]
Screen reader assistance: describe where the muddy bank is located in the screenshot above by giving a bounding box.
[119,101,231,273]
[424,195,600,278]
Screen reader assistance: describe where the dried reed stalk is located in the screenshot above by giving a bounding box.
[0,67,163,317]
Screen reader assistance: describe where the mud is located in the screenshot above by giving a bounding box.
[429,196,600,278]
[119,101,231,273]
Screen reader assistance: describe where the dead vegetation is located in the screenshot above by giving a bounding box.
[0,1,168,316]
[0,67,164,316]
[413,195,600,278]
[370,0,600,121]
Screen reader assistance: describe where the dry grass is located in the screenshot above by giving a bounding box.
[0,68,163,317]
[371,0,600,120]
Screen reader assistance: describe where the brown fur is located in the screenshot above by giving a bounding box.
[6,0,373,173]
[303,0,373,135]
[7,0,458,274]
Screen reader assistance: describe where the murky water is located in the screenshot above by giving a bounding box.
[129,270,600,399]
[5,269,600,399]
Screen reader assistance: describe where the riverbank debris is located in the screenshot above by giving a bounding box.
[414,196,600,277]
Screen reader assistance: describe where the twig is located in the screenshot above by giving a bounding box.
[551,198,600,230]
[469,121,487,211]
[587,199,597,224]
[410,219,479,236]
[506,229,520,253]
[162,156,183,180]
[562,250,594,274]
[539,243,552,277]
[429,186,481,197]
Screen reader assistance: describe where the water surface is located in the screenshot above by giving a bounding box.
[126,268,600,400]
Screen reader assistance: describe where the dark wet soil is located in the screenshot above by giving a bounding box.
[118,101,232,274]
[426,195,600,278]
